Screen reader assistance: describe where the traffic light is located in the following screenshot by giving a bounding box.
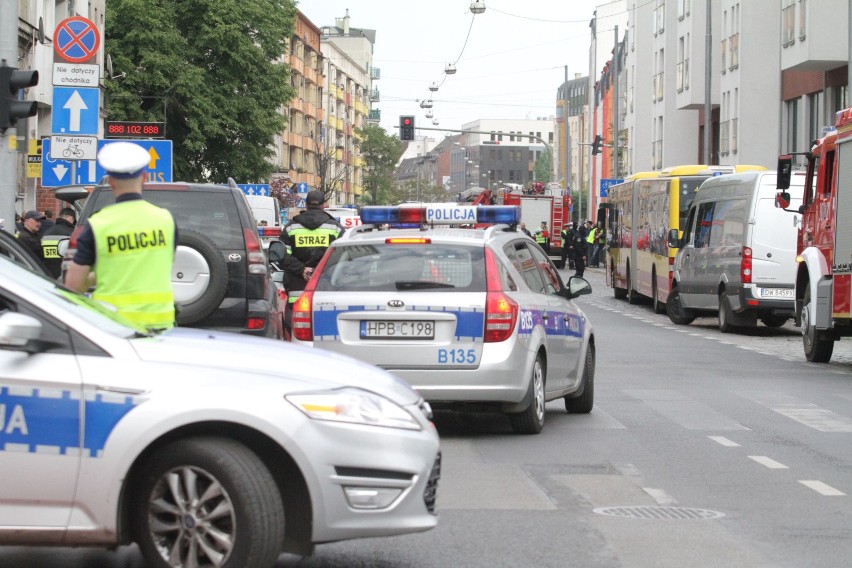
[0,65,39,131]
[399,115,415,141]
[591,134,603,156]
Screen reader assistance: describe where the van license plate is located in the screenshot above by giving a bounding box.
[360,320,434,339]
[758,288,793,299]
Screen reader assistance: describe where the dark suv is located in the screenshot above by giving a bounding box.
[64,179,285,339]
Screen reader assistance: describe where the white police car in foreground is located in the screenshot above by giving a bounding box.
[0,256,439,567]
[282,204,595,434]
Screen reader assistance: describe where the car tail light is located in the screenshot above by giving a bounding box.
[291,248,333,342]
[740,246,752,284]
[483,247,517,343]
[292,292,313,341]
[246,317,265,330]
[243,228,267,275]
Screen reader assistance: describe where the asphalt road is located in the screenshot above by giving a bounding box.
[3,265,851,567]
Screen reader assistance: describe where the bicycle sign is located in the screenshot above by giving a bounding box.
[50,135,98,161]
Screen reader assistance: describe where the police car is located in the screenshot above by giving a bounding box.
[285,203,596,434]
[0,256,440,566]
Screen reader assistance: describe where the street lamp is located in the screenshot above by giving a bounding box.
[470,1,486,14]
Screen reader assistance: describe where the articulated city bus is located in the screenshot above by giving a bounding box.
[606,164,767,313]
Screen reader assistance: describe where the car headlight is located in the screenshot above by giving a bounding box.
[285,388,422,430]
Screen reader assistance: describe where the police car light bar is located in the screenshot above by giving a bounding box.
[257,226,282,238]
[360,204,520,226]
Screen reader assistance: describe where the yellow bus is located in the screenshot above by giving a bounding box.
[605,165,768,313]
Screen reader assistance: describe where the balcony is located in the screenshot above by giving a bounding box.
[368,108,381,122]
[370,67,381,80]
[369,88,380,102]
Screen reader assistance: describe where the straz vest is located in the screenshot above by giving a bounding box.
[284,219,341,303]
[535,231,547,246]
[88,200,176,329]
[41,235,63,279]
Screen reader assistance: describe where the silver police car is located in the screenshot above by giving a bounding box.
[287,204,595,434]
[0,256,440,567]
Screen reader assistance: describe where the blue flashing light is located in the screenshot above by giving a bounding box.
[360,206,401,224]
[476,206,520,224]
[360,204,520,226]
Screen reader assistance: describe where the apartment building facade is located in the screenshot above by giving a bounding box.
[588,0,849,220]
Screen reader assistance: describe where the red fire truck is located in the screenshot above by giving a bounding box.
[503,184,572,266]
[776,106,852,362]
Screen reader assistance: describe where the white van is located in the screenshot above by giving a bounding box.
[244,195,281,226]
[667,170,803,332]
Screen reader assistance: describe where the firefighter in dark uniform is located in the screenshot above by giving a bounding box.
[279,189,345,329]
[65,142,178,331]
[41,207,77,279]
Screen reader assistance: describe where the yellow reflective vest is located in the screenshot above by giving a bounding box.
[88,200,176,330]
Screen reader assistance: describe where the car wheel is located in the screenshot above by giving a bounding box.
[173,229,229,325]
[666,285,696,325]
[626,267,639,304]
[612,262,627,299]
[718,291,736,333]
[761,315,788,328]
[802,283,834,362]
[132,437,285,568]
[652,275,666,314]
[565,342,594,414]
[509,355,545,434]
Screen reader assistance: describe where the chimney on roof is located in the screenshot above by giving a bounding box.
[338,9,350,35]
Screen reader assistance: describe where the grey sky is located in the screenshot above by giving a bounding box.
[299,0,612,137]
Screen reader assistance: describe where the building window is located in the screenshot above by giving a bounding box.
[798,0,807,40]
[787,98,799,154]
[782,0,796,46]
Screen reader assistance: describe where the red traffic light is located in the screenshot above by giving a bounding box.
[403,118,412,126]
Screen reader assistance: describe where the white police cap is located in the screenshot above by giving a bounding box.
[97,142,150,179]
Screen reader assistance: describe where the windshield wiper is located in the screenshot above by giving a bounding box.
[395,281,455,289]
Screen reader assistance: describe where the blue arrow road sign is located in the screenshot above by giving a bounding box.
[51,87,100,135]
[41,139,99,187]
[237,184,270,196]
[95,139,173,182]
[296,182,309,196]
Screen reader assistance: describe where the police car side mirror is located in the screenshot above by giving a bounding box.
[0,312,43,351]
[565,276,592,299]
[667,229,680,249]
[267,241,286,263]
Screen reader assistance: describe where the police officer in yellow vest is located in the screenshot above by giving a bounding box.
[279,189,345,322]
[65,142,177,331]
[534,221,549,252]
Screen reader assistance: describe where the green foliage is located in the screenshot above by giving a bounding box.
[356,124,403,205]
[533,151,552,183]
[104,0,297,182]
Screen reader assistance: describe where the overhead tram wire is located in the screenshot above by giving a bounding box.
[419,7,482,125]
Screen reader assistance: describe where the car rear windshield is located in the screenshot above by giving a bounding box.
[316,243,486,292]
[88,189,244,249]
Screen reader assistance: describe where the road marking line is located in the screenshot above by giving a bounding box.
[708,436,741,447]
[748,456,788,469]
[643,487,677,504]
[798,480,845,496]
[642,487,677,505]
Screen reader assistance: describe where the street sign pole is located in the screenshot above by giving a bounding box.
[0,0,21,232]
